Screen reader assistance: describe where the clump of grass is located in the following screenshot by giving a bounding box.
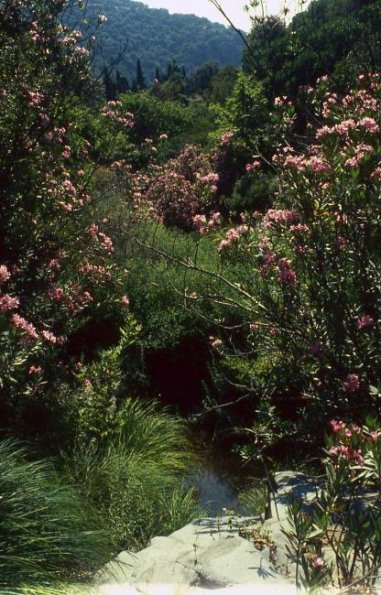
[68,398,201,552]
[0,439,109,590]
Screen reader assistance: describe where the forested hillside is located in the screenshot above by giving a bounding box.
[67,0,244,82]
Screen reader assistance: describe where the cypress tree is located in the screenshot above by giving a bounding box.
[136,58,146,90]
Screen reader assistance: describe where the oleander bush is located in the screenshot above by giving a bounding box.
[185,74,381,441]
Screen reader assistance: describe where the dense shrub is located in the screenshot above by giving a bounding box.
[0,0,129,441]
[186,75,381,441]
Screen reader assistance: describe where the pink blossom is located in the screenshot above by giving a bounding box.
[283,154,306,172]
[357,315,374,329]
[306,156,331,173]
[263,209,300,227]
[47,286,65,302]
[208,212,221,227]
[11,314,38,340]
[220,131,234,144]
[344,373,360,392]
[335,119,356,136]
[120,295,130,307]
[245,160,261,172]
[29,365,42,375]
[359,117,379,133]
[48,258,61,270]
[310,556,325,569]
[27,90,44,107]
[218,239,230,252]
[0,264,10,284]
[41,330,57,344]
[290,224,309,234]
[0,294,19,312]
[328,443,364,465]
[330,420,347,433]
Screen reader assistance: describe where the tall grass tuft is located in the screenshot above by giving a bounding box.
[0,439,109,589]
[68,398,201,552]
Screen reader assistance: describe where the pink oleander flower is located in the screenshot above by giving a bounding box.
[220,131,234,144]
[263,209,300,227]
[120,295,129,307]
[218,239,230,252]
[47,286,65,302]
[359,117,379,133]
[369,431,380,442]
[0,294,19,313]
[344,373,360,392]
[290,224,309,234]
[41,330,57,344]
[357,315,374,329]
[310,556,325,569]
[29,365,42,375]
[208,212,221,227]
[11,314,38,340]
[226,228,241,242]
[335,119,356,136]
[62,179,77,196]
[27,90,44,107]
[245,160,261,172]
[48,258,61,270]
[0,264,10,284]
[306,155,331,173]
[83,378,93,389]
[283,154,306,171]
[330,420,347,433]
[329,443,364,465]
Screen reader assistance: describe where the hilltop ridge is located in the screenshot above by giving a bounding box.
[81,0,244,81]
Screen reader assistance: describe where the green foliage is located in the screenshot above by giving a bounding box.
[283,419,381,591]
[0,0,130,442]
[80,0,244,82]
[238,483,268,521]
[243,0,381,99]
[206,65,239,105]
[118,91,192,149]
[0,439,108,589]
[67,398,201,551]
[210,72,269,151]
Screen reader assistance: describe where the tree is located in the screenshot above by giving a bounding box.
[136,58,146,90]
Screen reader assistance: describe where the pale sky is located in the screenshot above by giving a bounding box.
[133,1,310,31]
